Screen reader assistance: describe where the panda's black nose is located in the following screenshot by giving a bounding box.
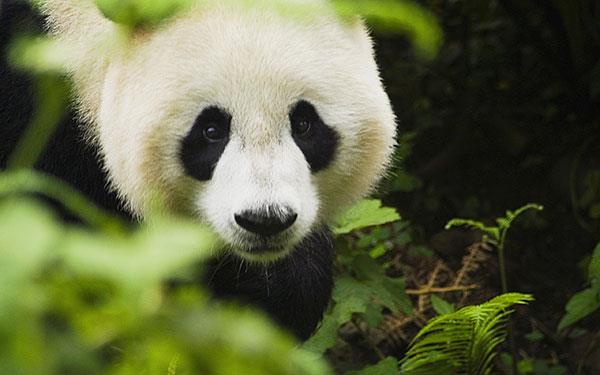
[234,207,297,236]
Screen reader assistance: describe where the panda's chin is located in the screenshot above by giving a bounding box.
[232,248,292,264]
[226,230,305,264]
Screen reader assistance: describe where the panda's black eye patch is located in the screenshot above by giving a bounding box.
[289,100,339,172]
[180,106,231,181]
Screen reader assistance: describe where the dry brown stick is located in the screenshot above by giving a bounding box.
[417,261,444,313]
[407,284,479,296]
[453,241,492,287]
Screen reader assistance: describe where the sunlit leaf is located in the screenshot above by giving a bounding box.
[333,199,400,235]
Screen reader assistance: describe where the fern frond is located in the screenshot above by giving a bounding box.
[401,293,534,375]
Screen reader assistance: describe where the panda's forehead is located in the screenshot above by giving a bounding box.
[144,5,359,109]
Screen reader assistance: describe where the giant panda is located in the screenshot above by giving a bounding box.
[0,0,396,340]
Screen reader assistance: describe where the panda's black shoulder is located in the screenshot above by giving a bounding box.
[0,1,128,219]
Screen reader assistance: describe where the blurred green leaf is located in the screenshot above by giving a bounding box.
[0,196,329,374]
[95,0,194,28]
[0,170,126,234]
[8,36,72,73]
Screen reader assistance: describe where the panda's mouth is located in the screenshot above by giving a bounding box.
[228,234,298,263]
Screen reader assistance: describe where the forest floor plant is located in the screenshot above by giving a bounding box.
[445,204,544,374]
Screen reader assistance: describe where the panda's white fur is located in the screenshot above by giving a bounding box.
[38,0,396,262]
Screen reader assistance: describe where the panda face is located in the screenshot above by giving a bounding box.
[52,3,396,262]
[177,100,338,260]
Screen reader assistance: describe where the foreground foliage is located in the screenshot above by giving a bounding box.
[0,188,329,374]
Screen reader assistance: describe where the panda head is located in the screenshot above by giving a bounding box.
[44,1,396,262]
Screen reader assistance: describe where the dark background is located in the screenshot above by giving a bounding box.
[374,0,600,372]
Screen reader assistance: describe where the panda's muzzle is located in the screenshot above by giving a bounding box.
[234,205,297,237]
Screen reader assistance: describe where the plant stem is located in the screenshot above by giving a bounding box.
[497,245,509,294]
[498,233,517,375]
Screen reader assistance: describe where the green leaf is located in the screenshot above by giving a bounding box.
[304,277,373,352]
[352,254,385,280]
[524,330,544,342]
[302,310,341,353]
[95,0,194,28]
[376,277,413,315]
[368,245,387,259]
[363,303,384,327]
[333,200,400,235]
[558,288,600,331]
[347,357,398,375]
[333,277,372,316]
[305,274,411,353]
[430,294,455,315]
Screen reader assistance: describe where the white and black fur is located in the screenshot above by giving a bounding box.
[0,1,396,339]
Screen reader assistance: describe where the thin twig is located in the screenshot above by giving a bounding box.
[406,284,479,295]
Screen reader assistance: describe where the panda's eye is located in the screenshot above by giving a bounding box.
[289,100,339,173]
[180,106,232,181]
[293,119,312,136]
[290,101,320,138]
[203,123,227,141]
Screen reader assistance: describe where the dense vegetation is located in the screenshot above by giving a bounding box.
[1,0,599,374]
